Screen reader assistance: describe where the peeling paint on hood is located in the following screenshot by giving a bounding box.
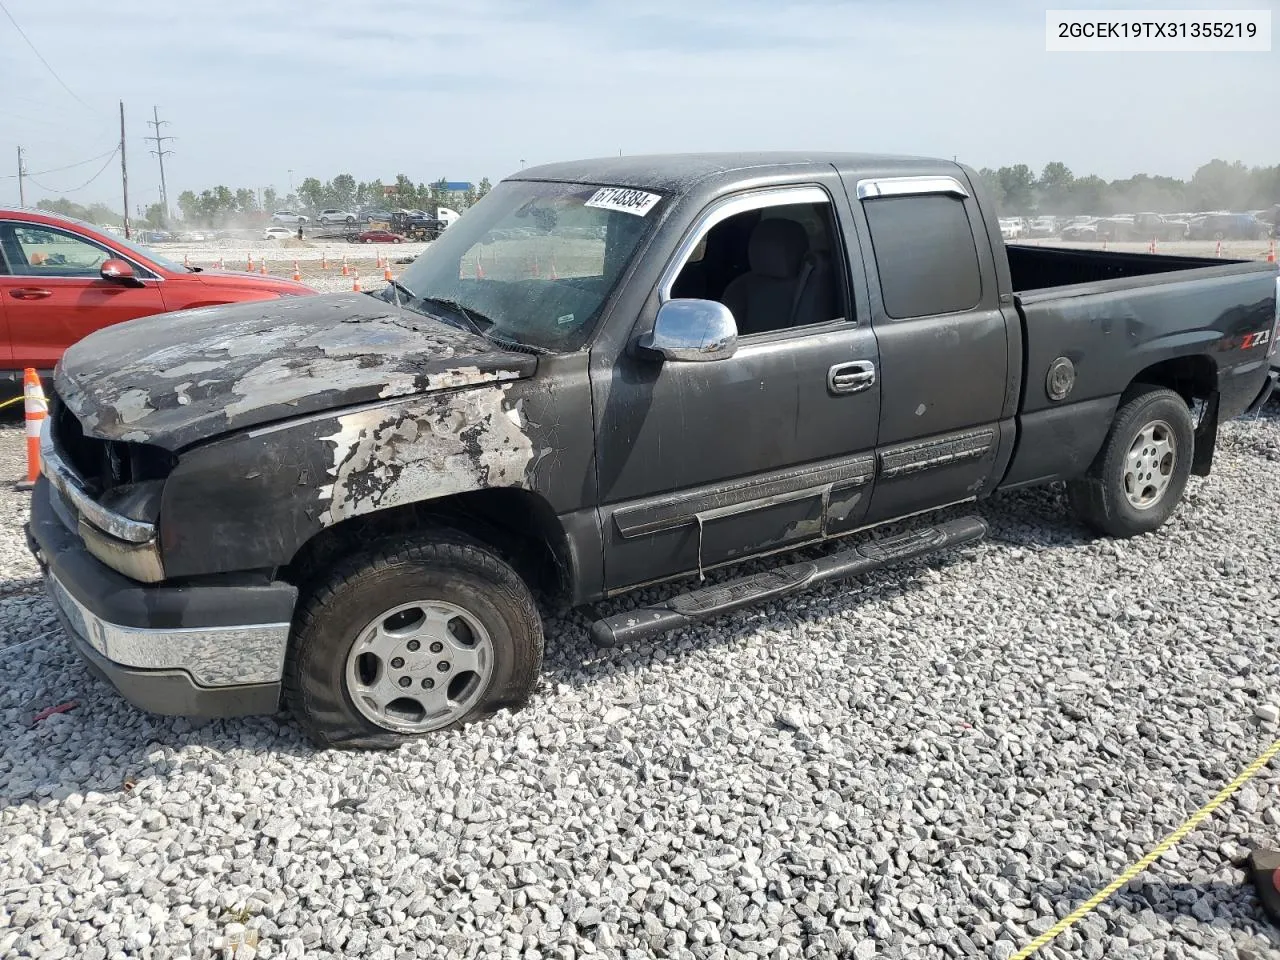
[54,292,538,450]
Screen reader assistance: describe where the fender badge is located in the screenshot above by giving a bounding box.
[1046,357,1075,402]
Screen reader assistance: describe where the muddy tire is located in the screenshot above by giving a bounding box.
[1066,385,1194,538]
[284,533,543,750]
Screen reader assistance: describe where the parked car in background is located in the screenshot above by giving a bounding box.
[1189,213,1270,241]
[263,226,295,240]
[318,209,356,225]
[271,211,309,225]
[0,208,315,380]
[1133,213,1190,241]
[999,218,1024,240]
[1026,216,1058,238]
[359,208,394,224]
[1060,218,1099,241]
[351,229,403,244]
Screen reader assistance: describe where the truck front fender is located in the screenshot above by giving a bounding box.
[158,384,538,579]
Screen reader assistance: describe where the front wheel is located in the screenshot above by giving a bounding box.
[1066,386,1195,538]
[284,534,544,750]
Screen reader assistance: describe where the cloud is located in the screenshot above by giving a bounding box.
[0,0,1273,209]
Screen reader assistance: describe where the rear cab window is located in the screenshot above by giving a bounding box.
[857,178,984,319]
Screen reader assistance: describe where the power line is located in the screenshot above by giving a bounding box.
[26,147,119,194]
[0,0,93,112]
[0,148,118,180]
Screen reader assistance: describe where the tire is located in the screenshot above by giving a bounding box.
[346,216,355,223]
[1066,386,1195,538]
[284,534,544,750]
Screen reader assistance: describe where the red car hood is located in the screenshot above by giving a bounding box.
[190,269,315,295]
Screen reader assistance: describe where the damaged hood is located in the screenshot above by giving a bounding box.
[55,292,538,451]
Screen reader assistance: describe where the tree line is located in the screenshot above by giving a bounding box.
[978,159,1280,217]
[171,174,494,228]
[34,159,1280,228]
[33,173,494,229]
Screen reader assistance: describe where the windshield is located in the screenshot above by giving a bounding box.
[108,231,187,272]
[389,180,664,352]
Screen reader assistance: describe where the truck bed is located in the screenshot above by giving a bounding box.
[1006,243,1240,292]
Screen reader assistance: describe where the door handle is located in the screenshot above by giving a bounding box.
[9,288,53,300]
[828,360,876,395]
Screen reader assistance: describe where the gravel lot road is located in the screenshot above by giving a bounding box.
[1,402,1279,960]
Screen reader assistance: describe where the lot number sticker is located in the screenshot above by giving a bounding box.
[584,187,661,217]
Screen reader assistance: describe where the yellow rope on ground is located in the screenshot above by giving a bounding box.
[1012,736,1280,959]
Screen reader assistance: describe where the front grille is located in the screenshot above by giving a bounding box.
[49,392,176,496]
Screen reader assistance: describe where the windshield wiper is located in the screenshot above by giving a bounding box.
[418,296,493,338]
[387,278,417,301]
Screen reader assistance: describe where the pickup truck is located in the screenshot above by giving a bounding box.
[26,152,1280,750]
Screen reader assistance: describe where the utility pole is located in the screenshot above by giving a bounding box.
[119,101,131,239]
[16,146,25,207]
[145,106,175,223]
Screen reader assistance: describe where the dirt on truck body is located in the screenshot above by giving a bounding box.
[27,151,1280,749]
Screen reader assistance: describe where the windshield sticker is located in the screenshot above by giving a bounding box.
[584,187,661,217]
[557,313,576,326]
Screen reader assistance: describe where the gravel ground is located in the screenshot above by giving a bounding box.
[1,400,1279,960]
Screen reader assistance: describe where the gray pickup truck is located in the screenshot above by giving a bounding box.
[27,152,1279,749]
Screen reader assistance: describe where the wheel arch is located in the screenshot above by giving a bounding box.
[281,486,576,607]
[1124,355,1219,476]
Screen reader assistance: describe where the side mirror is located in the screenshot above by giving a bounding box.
[638,299,738,362]
[100,259,139,284]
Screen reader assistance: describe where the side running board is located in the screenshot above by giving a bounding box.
[589,515,988,647]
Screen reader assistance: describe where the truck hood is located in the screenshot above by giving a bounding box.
[56,292,538,451]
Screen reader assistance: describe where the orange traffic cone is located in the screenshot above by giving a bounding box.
[1148,237,1157,254]
[352,272,361,292]
[293,260,301,282]
[259,259,267,275]
[1102,239,1108,251]
[550,258,559,280]
[1269,240,1276,263]
[1215,239,1223,258]
[475,253,485,280]
[321,254,328,270]
[246,253,254,272]
[383,262,393,282]
[214,256,224,270]
[183,253,190,268]
[341,256,349,277]
[16,369,46,491]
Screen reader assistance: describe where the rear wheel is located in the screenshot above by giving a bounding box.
[1066,386,1195,538]
[284,534,544,750]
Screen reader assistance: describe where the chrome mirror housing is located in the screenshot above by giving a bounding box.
[639,299,738,362]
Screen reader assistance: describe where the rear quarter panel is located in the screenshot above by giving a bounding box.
[1001,263,1277,489]
[1018,264,1277,417]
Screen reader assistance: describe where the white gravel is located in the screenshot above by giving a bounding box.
[1,401,1279,960]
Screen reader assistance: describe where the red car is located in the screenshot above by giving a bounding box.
[0,209,316,381]
[353,229,403,244]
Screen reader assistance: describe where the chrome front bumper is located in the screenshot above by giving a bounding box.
[28,477,299,718]
[45,567,291,688]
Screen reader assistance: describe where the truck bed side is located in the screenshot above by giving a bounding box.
[999,258,1278,490]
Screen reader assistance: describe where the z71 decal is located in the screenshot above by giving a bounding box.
[1242,329,1272,350]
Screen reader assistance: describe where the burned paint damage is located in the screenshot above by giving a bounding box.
[317,386,535,526]
[54,292,537,451]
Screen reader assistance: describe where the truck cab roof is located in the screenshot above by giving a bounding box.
[514,151,966,196]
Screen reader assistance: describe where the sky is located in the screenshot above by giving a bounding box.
[0,0,1276,212]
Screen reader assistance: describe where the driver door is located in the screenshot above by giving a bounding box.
[0,221,165,369]
[592,179,882,592]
